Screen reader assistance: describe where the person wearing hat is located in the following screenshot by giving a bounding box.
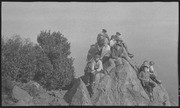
[115,32,134,58]
[106,43,124,74]
[110,35,117,47]
[139,60,149,72]
[138,61,156,101]
[149,61,162,85]
[97,29,110,47]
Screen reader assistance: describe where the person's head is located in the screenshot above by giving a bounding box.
[149,61,155,66]
[143,60,149,65]
[94,54,101,62]
[102,29,107,33]
[111,35,115,40]
[143,66,149,72]
[116,32,121,36]
[142,60,149,71]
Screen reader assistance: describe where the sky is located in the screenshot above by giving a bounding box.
[2,2,178,103]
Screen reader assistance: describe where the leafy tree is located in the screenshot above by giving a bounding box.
[1,30,75,91]
[37,30,75,90]
[1,35,36,83]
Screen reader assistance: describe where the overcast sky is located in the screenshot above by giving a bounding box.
[2,2,178,103]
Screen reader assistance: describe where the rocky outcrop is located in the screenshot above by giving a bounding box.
[5,81,68,106]
[12,85,33,104]
[90,58,170,106]
[64,78,92,105]
[66,56,171,106]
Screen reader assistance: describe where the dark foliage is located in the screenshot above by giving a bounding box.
[1,30,75,92]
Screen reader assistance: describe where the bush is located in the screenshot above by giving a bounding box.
[1,35,36,82]
[37,30,75,90]
[2,30,75,91]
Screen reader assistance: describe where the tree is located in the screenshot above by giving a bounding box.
[1,35,36,83]
[37,30,75,90]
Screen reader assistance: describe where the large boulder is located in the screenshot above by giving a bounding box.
[12,85,33,103]
[64,78,92,105]
[90,58,171,106]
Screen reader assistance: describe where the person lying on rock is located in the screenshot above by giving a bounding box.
[105,42,124,75]
[97,29,110,48]
[115,32,134,58]
[149,61,162,85]
[138,61,156,101]
[91,54,105,86]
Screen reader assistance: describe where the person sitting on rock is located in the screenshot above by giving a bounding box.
[97,29,110,47]
[110,35,117,47]
[138,61,156,101]
[139,60,149,73]
[84,60,93,87]
[105,43,124,75]
[100,38,111,64]
[91,54,104,86]
[115,32,134,58]
[86,42,102,63]
[149,61,162,85]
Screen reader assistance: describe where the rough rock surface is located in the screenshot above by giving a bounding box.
[65,56,171,106]
[64,78,92,105]
[12,85,33,103]
[90,58,170,106]
[5,81,68,106]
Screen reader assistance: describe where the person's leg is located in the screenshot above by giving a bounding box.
[150,74,161,84]
[95,73,101,88]
[149,81,156,101]
[144,82,153,101]
[106,58,116,74]
[123,43,133,58]
[85,73,90,86]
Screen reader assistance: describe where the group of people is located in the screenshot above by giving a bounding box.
[84,29,133,96]
[84,29,162,101]
[138,60,162,101]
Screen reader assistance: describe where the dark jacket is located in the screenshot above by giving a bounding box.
[111,45,123,59]
[138,71,150,82]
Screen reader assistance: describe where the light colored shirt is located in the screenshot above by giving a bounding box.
[110,39,116,47]
[149,65,157,76]
[101,44,111,58]
[91,59,103,72]
[149,66,154,73]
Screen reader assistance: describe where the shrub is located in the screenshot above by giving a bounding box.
[1,30,75,91]
[37,30,75,90]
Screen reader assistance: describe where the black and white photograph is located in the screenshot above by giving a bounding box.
[1,2,178,106]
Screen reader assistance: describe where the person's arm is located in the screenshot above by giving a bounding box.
[91,61,95,72]
[96,60,103,71]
